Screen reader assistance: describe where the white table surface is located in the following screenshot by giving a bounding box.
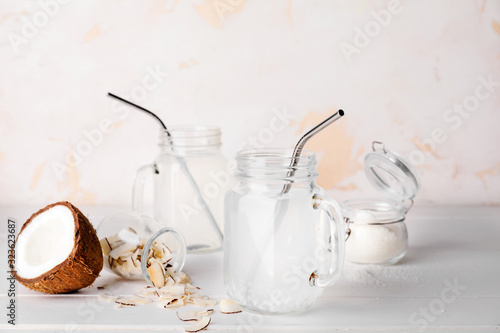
[1,205,499,332]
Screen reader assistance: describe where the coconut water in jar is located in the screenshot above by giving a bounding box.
[224,149,346,314]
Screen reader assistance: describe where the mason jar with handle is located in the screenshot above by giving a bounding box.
[133,126,228,254]
[224,149,347,314]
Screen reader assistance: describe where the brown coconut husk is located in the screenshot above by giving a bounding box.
[15,201,103,294]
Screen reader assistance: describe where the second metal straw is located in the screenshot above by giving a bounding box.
[107,93,223,245]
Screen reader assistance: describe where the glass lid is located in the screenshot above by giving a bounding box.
[364,141,421,201]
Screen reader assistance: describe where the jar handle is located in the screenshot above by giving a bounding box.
[141,226,187,286]
[132,164,156,214]
[310,194,346,288]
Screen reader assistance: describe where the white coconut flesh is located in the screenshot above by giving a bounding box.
[16,205,76,279]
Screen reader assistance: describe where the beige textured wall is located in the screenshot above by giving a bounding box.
[0,0,499,206]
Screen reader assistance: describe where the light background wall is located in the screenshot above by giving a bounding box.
[0,0,499,207]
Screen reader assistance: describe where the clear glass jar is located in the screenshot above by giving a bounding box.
[133,126,228,253]
[224,149,346,315]
[96,211,186,284]
[342,198,407,265]
[342,141,420,265]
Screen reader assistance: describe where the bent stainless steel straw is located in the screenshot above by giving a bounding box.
[281,109,344,194]
[107,93,223,244]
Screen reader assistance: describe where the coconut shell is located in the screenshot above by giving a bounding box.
[15,201,103,294]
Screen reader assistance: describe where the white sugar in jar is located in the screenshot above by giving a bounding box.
[342,199,408,265]
[342,142,420,265]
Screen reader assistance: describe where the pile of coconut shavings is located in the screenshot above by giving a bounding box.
[100,277,241,332]
[100,227,149,279]
[99,228,243,331]
[99,230,218,309]
[138,269,218,309]
[99,267,218,332]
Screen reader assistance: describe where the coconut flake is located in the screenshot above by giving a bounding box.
[117,228,141,245]
[115,299,136,307]
[163,297,185,308]
[140,286,159,296]
[147,262,165,288]
[177,311,202,322]
[174,271,191,284]
[184,317,211,332]
[157,297,176,308]
[108,242,140,260]
[165,275,176,286]
[191,297,218,307]
[220,298,242,314]
[130,294,153,305]
[100,238,112,256]
[165,284,185,296]
[177,309,214,322]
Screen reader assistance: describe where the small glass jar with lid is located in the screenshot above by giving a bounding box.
[342,141,420,265]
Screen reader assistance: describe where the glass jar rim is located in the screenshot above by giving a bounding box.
[159,125,221,149]
[236,148,316,164]
[342,197,406,224]
[159,125,221,138]
[234,148,317,182]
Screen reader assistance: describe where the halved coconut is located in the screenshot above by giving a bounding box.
[15,202,103,294]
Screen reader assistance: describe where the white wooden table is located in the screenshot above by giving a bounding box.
[1,206,499,332]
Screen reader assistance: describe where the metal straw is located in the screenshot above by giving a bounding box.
[107,93,223,245]
[281,109,344,194]
[273,109,345,234]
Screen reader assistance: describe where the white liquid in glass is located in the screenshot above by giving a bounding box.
[224,188,324,314]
